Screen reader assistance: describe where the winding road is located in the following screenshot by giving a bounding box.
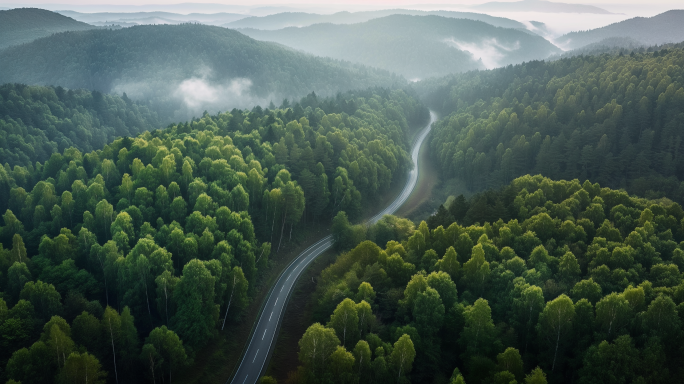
[229,110,437,384]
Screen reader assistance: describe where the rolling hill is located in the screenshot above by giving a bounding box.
[238,15,561,79]
[557,10,684,50]
[0,8,96,50]
[57,10,246,27]
[471,0,613,14]
[0,24,402,119]
[225,9,528,30]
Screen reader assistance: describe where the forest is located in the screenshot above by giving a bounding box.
[292,175,684,384]
[0,84,160,167]
[239,15,559,79]
[425,47,684,202]
[0,87,428,383]
[0,8,95,51]
[0,24,402,119]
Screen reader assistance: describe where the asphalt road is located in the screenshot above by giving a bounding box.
[229,110,437,384]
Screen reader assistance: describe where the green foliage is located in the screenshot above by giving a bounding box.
[0,8,95,50]
[0,84,160,168]
[427,48,684,202]
[299,175,684,383]
[0,88,426,381]
[0,24,404,119]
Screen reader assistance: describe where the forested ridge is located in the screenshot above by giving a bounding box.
[239,15,560,80]
[289,175,684,384]
[0,84,161,168]
[556,10,684,51]
[0,24,403,119]
[425,47,684,201]
[0,88,428,383]
[0,8,95,51]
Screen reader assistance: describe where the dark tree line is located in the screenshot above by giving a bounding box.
[426,47,684,202]
[0,84,160,168]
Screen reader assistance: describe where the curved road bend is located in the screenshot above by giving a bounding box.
[229,110,437,384]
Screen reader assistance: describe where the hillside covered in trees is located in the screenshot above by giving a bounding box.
[556,10,684,50]
[292,175,684,384]
[0,8,95,51]
[0,87,428,383]
[0,24,402,120]
[425,47,684,202]
[0,84,161,168]
[239,15,560,79]
[226,9,527,30]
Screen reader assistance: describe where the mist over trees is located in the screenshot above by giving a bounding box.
[0,24,403,120]
[239,15,560,79]
[1,4,684,383]
[225,9,527,30]
[556,10,684,50]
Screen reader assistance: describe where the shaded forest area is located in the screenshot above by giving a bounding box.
[0,24,403,119]
[292,175,684,384]
[426,47,684,202]
[0,88,428,383]
[0,84,160,167]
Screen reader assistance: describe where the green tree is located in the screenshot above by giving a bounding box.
[329,298,360,348]
[524,367,547,384]
[221,266,249,329]
[437,247,460,281]
[536,294,575,372]
[298,323,341,379]
[578,335,638,384]
[461,244,490,296]
[141,326,190,383]
[20,280,62,320]
[356,282,376,305]
[171,259,219,348]
[390,334,416,382]
[413,287,445,340]
[458,298,498,358]
[352,340,372,381]
[56,352,107,384]
[327,346,355,383]
[594,293,631,337]
[497,347,524,382]
[7,261,31,301]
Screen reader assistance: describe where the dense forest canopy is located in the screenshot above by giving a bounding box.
[294,175,684,384]
[0,24,402,120]
[424,47,684,202]
[239,15,560,80]
[0,87,428,383]
[0,8,95,51]
[0,84,160,168]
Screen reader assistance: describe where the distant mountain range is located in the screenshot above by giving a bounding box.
[57,10,246,27]
[556,10,684,50]
[238,15,560,79]
[0,24,402,118]
[471,0,613,14]
[0,8,96,50]
[225,9,527,30]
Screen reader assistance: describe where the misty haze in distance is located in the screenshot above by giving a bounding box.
[0,1,684,384]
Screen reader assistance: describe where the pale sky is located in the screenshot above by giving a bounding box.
[2,0,683,5]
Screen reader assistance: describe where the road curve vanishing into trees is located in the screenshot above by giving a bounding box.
[229,110,437,384]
